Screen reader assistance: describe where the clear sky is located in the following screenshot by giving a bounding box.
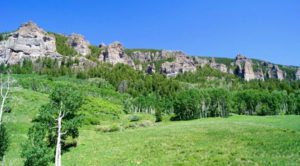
[1,0,299,66]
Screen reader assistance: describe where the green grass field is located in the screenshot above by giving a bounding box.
[3,87,300,165]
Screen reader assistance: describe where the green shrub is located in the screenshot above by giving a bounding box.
[79,97,123,125]
[0,124,9,161]
[129,115,140,122]
[96,124,121,132]
[52,33,78,56]
[155,109,162,122]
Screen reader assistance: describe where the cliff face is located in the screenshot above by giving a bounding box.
[243,61,256,81]
[0,21,61,65]
[98,41,135,67]
[0,21,298,81]
[160,52,196,77]
[267,65,285,80]
[67,34,91,56]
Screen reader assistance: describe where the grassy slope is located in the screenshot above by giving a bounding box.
[4,88,49,165]
[3,83,300,165]
[63,116,300,166]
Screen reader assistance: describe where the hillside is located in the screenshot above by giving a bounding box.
[1,21,299,81]
[4,88,300,165]
[0,21,300,165]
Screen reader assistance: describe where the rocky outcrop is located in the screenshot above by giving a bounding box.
[209,58,228,73]
[235,54,264,81]
[0,21,61,65]
[146,64,156,74]
[267,65,284,80]
[98,41,135,67]
[255,69,264,81]
[243,61,256,81]
[160,51,196,77]
[296,69,300,80]
[131,51,162,63]
[67,34,91,56]
[193,57,209,68]
[71,57,97,71]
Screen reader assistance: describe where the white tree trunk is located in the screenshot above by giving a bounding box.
[0,75,10,125]
[55,108,64,166]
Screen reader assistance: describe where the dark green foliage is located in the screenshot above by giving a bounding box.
[79,64,181,97]
[176,66,237,84]
[0,33,9,41]
[86,45,102,62]
[9,59,33,74]
[22,86,83,165]
[0,124,9,161]
[22,124,52,166]
[214,57,234,67]
[37,86,83,145]
[173,89,230,120]
[52,33,78,56]
[78,97,123,125]
[155,109,162,122]
[287,90,300,115]
[129,115,140,122]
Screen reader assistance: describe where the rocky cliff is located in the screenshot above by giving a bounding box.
[267,65,285,80]
[0,21,61,65]
[98,41,135,67]
[67,34,91,56]
[0,21,298,81]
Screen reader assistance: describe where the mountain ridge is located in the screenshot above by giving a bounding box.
[0,21,299,81]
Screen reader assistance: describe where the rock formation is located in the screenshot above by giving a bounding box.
[0,21,296,81]
[98,41,135,67]
[267,65,284,80]
[0,21,61,65]
[160,51,196,77]
[296,68,300,80]
[71,57,97,71]
[131,51,162,63]
[209,58,228,73]
[67,34,91,56]
[146,64,156,74]
[234,54,266,81]
[254,69,265,81]
[243,61,256,81]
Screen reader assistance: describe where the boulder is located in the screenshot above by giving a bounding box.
[67,33,91,56]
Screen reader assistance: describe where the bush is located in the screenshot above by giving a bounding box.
[79,97,123,125]
[0,124,9,161]
[155,109,162,122]
[52,33,78,56]
[96,124,121,133]
[129,115,140,122]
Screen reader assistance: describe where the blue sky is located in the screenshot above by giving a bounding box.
[1,0,299,66]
